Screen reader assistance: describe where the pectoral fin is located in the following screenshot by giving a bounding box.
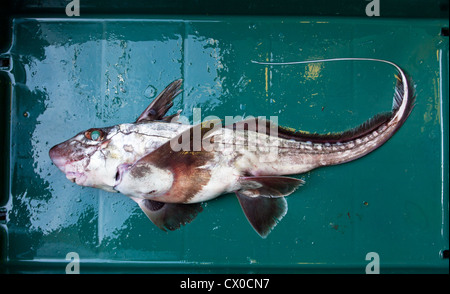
[131,198,203,231]
[136,79,183,122]
[236,191,287,238]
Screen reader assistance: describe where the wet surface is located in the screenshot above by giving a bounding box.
[1,17,448,272]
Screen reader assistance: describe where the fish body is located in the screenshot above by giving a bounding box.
[49,59,415,237]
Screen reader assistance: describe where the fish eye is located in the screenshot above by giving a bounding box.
[85,129,104,141]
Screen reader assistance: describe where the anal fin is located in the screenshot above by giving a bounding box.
[236,191,287,238]
[132,198,203,231]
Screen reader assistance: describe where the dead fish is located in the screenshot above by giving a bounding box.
[49,58,415,238]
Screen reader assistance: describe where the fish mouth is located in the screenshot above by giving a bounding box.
[65,171,86,185]
[49,145,68,173]
[49,143,88,185]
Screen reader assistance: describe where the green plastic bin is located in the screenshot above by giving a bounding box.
[0,0,448,273]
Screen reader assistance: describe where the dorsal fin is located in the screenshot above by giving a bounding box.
[276,112,393,144]
[136,79,183,123]
[225,115,392,144]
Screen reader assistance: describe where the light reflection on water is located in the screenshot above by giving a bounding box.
[8,18,241,261]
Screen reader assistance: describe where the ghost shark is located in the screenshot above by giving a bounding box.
[49,58,414,238]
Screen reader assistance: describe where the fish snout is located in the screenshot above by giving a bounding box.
[49,144,68,173]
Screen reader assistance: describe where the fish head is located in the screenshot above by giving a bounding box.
[49,125,130,193]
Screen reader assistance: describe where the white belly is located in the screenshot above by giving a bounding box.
[186,164,240,203]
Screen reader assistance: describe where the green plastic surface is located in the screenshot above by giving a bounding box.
[0,13,448,273]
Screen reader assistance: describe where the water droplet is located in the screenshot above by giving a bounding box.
[144,85,157,98]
